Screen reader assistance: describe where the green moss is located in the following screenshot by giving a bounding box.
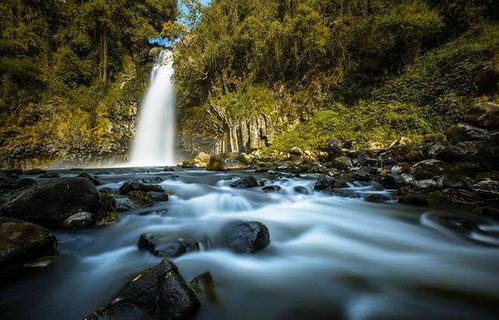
[268,101,432,152]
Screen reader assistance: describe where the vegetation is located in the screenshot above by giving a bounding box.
[172,0,498,153]
[0,0,177,161]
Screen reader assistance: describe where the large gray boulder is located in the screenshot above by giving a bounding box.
[1,178,100,225]
[85,260,200,320]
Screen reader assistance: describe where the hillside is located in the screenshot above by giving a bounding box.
[173,0,498,157]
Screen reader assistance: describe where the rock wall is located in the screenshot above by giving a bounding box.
[214,115,274,154]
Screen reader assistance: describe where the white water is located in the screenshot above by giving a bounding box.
[130,50,176,166]
[2,169,499,319]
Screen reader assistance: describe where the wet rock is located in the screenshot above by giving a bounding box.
[437,175,468,189]
[85,260,200,320]
[399,193,430,207]
[146,191,170,201]
[433,142,481,161]
[230,175,259,188]
[14,178,37,189]
[119,179,163,195]
[332,156,353,170]
[98,188,117,213]
[77,173,101,186]
[410,179,438,191]
[1,178,100,226]
[464,101,499,129]
[0,218,57,275]
[127,191,154,207]
[138,233,199,258]
[446,124,488,143]
[378,174,403,189]
[189,272,221,304]
[222,221,270,254]
[481,132,499,163]
[355,167,375,181]
[293,186,309,194]
[325,140,344,160]
[364,193,392,203]
[61,211,94,229]
[390,163,410,174]
[25,169,46,175]
[39,172,60,178]
[314,174,335,191]
[115,197,136,211]
[410,159,453,180]
[262,185,281,193]
[472,179,499,199]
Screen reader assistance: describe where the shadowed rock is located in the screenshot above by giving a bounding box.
[222,221,270,254]
[84,260,200,320]
[1,178,100,226]
[0,218,57,276]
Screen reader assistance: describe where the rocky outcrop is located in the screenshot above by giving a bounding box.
[214,115,274,154]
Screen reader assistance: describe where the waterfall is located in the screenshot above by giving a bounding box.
[130,50,176,166]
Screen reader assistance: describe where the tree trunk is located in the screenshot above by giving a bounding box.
[102,29,108,83]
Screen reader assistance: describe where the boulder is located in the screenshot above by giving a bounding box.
[410,179,438,191]
[127,191,154,208]
[446,124,488,143]
[192,152,211,167]
[355,167,375,181]
[289,147,304,158]
[332,156,353,170]
[230,176,259,188]
[138,233,199,258]
[261,185,281,193]
[189,272,221,304]
[1,178,100,225]
[364,193,391,203]
[378,174,403,189]
[98,188,117,213]
[85,260,200,320]
[293,186,309,194]
[0,218,57,275]
[77,173,101,186]
[325,140,344,160]
[119,179,163,195]
[410,159,452,180]
[464,102,499,129]
[146,191,170,201]
[314,174,335,191]
[437,175,468,189]
[61,211,94,229]
[472,179,499,199]
[222,221,270,254]
[481,132,499,163]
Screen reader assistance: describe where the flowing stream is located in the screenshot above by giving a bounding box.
[1,168,499,320]
[130,50,176,166]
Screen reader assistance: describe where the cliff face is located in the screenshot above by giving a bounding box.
[214,115,274,154]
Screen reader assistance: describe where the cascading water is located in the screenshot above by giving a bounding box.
[130,50,176,166]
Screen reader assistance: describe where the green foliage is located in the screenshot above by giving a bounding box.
[176,0,498,154]
[269,101,432,152]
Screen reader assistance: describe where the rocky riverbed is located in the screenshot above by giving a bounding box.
[0,163,498,319]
